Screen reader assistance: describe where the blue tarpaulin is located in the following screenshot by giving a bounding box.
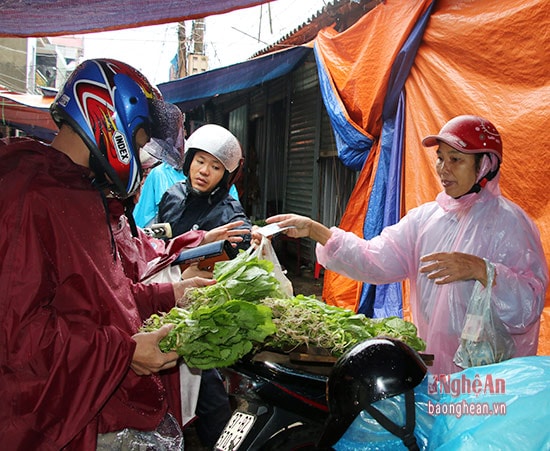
[357,3,434,317]
[314,0,434,317]
[158,46,312,111]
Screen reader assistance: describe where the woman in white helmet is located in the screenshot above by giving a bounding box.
[133,111,241,229]
[158,123,251,251]
[157,123,252,448]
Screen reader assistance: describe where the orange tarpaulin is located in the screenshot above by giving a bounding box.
[317,0,550,354]
[316,0,434,311]
[406,0,550,354]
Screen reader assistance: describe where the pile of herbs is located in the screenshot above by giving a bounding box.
[259,295,426,356]
[142,249,426,368]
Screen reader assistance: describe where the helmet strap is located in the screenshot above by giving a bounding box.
[466,161,500,196]
[228,158,244,187]
[89,150,124,195]
[122,198,139,237]
[363,390,419,451]
[218,170,231,192]
[97,188,117,261]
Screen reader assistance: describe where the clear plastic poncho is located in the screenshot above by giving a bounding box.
[317,175,548,374]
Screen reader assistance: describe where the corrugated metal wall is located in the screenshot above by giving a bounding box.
[284,60,321,264]
[285,61,319,216]
[184,56,357,268]
[263,99,286,218]
[228,104,248,151]
[263,77,287,219]
[318,109,358,228]
[242,83,287,222]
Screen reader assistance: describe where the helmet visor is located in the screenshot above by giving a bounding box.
[142,137,184,170]
[145,100,185,169]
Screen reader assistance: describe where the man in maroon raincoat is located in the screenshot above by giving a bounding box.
[0,59,213,450]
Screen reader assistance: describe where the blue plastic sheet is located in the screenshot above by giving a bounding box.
[428,356,550,450]
[334,356,550,450]
[313,45,375,172]
[335,376,434,451]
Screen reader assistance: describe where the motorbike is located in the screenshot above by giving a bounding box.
[214,348,333,451]
[214,345,434,451]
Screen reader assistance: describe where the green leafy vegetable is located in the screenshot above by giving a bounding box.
[141,300,276,369]
[142,252,426,369]
[182,249,286,307]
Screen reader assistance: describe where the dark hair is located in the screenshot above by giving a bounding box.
[475,153,484,172]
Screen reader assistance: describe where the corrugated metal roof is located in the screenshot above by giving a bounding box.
[159,45,312,110]
[252,0,382,58]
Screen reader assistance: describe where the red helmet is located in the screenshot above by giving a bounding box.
[422,115,503,163]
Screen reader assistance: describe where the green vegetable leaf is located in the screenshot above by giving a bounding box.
[142,254,425,369]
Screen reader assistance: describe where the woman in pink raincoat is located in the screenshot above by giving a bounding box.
[268,115,548,375]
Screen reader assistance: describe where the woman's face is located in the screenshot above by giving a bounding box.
[435,142,478,198]
[189,150,225,193]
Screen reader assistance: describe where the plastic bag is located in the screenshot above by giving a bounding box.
[179,363,202,428]
[142,263,182,284]
[453,259,515,368]
[251,236,294,297]
[96,413,184,450]
[336,357,550,450]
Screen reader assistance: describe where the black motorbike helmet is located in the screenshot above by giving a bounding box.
[317,338,427,450]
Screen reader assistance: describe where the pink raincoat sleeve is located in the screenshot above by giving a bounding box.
[316,221,416,286]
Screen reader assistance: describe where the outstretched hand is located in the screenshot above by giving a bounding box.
[266,214,332,245]
[266,214,313,239]
[131,324,179,376]
[420,252,490,286]
[202,220,249,245]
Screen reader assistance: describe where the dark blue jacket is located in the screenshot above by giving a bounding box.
[158,180,251,250]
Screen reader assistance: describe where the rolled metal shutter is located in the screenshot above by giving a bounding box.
[284,61,320,265]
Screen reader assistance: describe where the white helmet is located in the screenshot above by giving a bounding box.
[182,124,243,182]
